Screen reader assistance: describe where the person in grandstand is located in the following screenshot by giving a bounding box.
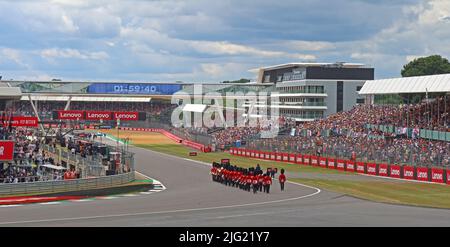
[279,168,286,191]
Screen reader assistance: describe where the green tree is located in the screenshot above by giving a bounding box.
[401,55,450,77]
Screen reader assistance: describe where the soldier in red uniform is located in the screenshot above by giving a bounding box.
[246,172,253,192]
[279,168,286,191]
[258,172,264,192]
[263,173,272,193]
[252,174,259,194]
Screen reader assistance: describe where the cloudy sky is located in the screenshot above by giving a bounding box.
[0,0,449,82]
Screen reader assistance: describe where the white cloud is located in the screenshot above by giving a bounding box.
[287,40,336,51]
[40,48,109,60]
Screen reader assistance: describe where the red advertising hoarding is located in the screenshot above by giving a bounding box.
[336,159,345,171]
[265,152,271,160]
[57,110,85,120]
[296,154,303,165]
[270,153,276,161]
[113,111,139,121]
[0,116,39,127]
[431,168,444,183]
[276,153,282,161]
[328,158,336,169]
[282,153,289,162]
[356,162,365,174]
[311,156,318,166]
[447,170,450,185]
[366,163,377,175]
[390,165,401,178]
[319,157,327,168]
[378,164,388,177]
[345,160,355,172]
[416,167,429,182]
[289,154,296,163]
[403,165,415,180]
[303,155,311,165]
[0,141,14,161]
[85,111,113,120]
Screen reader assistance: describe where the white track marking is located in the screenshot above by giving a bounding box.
[0,205,23,208]
[0,187,321,225]
[140,192,153,195]
[38,202,61,205]
[121,194,139,197]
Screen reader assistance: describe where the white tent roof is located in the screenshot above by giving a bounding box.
[182,104,207,113]
[41,164,67,170]
[360,74,450,95]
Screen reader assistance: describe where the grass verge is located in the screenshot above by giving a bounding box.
[135,143,345,175]
[291,178,450,209]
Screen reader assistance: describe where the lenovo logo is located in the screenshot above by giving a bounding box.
[390,169,400,176]
[404,170,414,177]
[432,173,443,180]
[417,171,428,178]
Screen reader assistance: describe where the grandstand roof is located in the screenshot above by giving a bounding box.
[0,87,21,99]
[251,62,367,72]
[21,95,151,102]
[359,74,450,95]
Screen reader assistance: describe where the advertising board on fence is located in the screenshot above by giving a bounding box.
[327,158,335,169]
[403,165,415,180]
[336,159,345,171]
[356,162,365,174]
[319,157,327,168]
[366,163,377,175]
[311,156,318,166]
[416,167,429,182]
[345,160,355,172]
[390,165,401,178]
[431,168,444,183]
[0,141,14,161]
[378,164,388,176]
[296,154,303,164]
[303,155,310,165]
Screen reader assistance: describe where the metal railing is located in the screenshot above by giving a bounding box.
[0,172,135,196]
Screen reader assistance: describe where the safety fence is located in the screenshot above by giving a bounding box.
[0,172,135,196]
[365,124,450,141]
[229,148,450,185]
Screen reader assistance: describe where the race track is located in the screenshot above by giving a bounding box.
[0,144,449,226]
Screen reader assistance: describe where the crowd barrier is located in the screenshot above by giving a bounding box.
[0,172,135,196]
[229,148,450,185]
[118,127,210,152]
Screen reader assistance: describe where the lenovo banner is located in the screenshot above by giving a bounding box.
[416,167,429,182]
[447,170,450,184]
[270,153,276,161]
[57,110,85,120]
[356,162,366,174]
[431,168,444,183]
[319,157,327,168]
[289,154,296,163]
[114,112,139,121]
[311,156,318,166]
[276,153,282,161]
[327,158,335,169]
[336,159,345,171]
[296,154,303,165]
[283,153,289,162]
[0,141,14,161]
[390,165,401,178]
[366,163,377,175]
[403,165,415,180]
[378,164,388,177]
[345,160,355,172]
[85,111,113,121]
[303,155,310,165]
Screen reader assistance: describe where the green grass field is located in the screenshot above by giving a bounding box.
[136,143,345,175]
[136,142,450,209]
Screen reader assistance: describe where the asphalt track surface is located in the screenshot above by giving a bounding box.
[0,144,450,226]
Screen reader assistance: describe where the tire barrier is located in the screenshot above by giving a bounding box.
[229,148,449,185]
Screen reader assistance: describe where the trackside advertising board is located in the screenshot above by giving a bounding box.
[311,156,318,166]
[345,160,355,172]
[319,157,327,168]
[378,164,388,176]
[0,141,14,161]
[431,168,444,183]
[303,155,310,165]
[57,110,84,120]
[85,111,113,120]
[356,162,365,174]
[327,158,335,169]
[390,165,401,178]
[416,167,429,181]
[366,163,377,175]
[447,170,450,184]
[336,159,345,171]
[54,111,141,121]
[296,154,303,164]
[403,165,415,180]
